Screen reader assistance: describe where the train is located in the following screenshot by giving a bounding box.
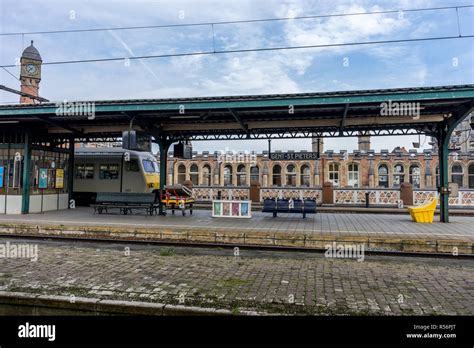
[73,147,160,205]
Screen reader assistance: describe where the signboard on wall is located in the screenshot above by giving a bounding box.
[269,152,320,161]
[39,168,48,189]
[0,166,4,188]
[55,169,64,189]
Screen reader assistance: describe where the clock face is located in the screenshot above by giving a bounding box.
[25,64,38,75]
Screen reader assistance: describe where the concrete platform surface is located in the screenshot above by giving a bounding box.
[0,208,473,254]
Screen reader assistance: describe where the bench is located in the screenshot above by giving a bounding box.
[262,198,317,218]
[92,192,158,215]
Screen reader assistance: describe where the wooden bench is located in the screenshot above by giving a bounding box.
[92,192,158,215]
[262,198,317,218]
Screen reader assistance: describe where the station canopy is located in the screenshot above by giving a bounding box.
[0,84,473,142]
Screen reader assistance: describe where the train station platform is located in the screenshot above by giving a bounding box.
[0,208,473,254]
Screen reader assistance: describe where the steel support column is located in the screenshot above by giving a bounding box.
[157,137,172,215]
[68,137,75,208]
[21,131,31,214]
[437,124,449,222]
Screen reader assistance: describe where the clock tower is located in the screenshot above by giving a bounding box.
[20,40,42,104]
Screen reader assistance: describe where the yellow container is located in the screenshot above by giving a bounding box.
[407,198,437,223]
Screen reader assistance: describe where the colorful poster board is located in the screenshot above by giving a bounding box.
[212,200,252,218]
[55,169,64,189]
[0,166,4,188]
[39,168,48,189]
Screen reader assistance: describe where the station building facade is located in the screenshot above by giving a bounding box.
[168,135,474,190]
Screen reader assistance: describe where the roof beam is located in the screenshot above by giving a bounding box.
[36,115,82,134]
[228,108,249,135]
[339,103,350,136]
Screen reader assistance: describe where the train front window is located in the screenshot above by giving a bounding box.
[153,161,160,173]
[142,160,156,173]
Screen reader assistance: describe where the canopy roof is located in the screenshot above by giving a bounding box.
[0,84,473,141]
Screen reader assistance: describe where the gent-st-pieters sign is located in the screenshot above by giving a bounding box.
[269,152,320,160]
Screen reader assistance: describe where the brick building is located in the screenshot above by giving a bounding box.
[168,131,474,190]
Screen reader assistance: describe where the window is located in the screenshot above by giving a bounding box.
[142,160,156,173]
[451,164,464,187]
[469,164,474,189]
[99,164,119,180]
[409,165,421,188]
[224,165,233,186]
[393,164,405,187]
[250,166,259,183]
[126,159,139,172]
[190,164,199,185]
[177,164,186,184]
[272,165,282,186]
[328,163,339,187]
[286,164,296,186]
[237,164,246,186]
[153,162,160,173]
[75,163,94,179]
[378,165,388,188]
[347,163,359,187]
[300,165,310,187]
[202,165,211,186]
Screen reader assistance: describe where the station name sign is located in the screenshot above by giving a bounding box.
[269,152,320,161]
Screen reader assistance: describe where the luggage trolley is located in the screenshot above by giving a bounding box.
[159,185,195,216]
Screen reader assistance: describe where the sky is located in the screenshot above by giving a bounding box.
[0,0,473,154]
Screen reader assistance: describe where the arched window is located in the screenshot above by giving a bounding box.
[451,164,464,187]
[250,166,259,183]
[190,164,199,185]
[378,165,388,188]
[300,165,311,187]
[469,164,474,189]
[286,164,296,186]
[202,164,211,186]
[237,164,246,186]
[409,164,421,188]
[328,163,339,187]
[224,165,233,186]
[272,165,282,186]
[347,163,359,187]
[177,164,186,184]
[393,164,405,187]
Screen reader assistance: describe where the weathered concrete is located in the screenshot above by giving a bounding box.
[0,207,472,254]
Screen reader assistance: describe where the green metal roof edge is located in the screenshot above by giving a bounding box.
[1,87,474,116]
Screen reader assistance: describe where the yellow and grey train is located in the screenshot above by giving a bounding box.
[73,147,160,205]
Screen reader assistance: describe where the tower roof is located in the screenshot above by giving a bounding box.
[21,41,42,61]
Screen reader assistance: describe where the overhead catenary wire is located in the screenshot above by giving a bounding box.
[0,4,472,36]
[0,34,472,69]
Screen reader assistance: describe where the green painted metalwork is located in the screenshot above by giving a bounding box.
[21,131,31,214]
[0,86,474,116]
[438,126,450,222]
[68,137,74,208]
[437,103,474,222]
[157,139,171,215]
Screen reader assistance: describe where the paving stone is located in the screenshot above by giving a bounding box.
[0,237,472,315]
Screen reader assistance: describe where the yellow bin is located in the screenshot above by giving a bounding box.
[407,198,437,223]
